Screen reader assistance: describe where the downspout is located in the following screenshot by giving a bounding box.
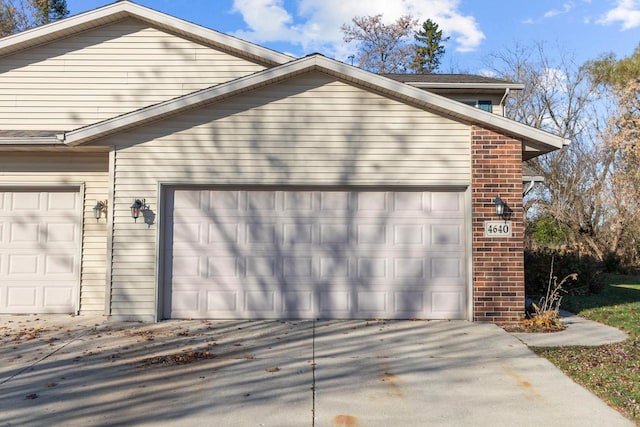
[499,88,511,116]
[523,180,536,196]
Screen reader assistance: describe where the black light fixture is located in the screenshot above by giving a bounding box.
[93,200,107,221]
[131,199,146,221]
[494,196,505,218]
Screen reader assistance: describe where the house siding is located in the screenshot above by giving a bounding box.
[100,71,471,320]
[0,152,109,313]
[470,126,524,324]
[0,18,266,131]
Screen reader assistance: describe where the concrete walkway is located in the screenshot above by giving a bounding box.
[511,310,629,347]
[0,315,634,427]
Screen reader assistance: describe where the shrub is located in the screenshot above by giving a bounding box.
[525,249,604,296]
[523,257,577,332]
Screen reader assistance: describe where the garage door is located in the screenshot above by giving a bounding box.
[0,190,80,314]
[164,188,467,319]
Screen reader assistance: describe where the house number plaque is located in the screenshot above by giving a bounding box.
[484,221,512,237]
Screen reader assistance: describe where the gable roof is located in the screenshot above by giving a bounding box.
[58,54,568,158]
[0,0,292,66]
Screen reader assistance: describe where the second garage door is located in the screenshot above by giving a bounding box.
[164,188,467,319]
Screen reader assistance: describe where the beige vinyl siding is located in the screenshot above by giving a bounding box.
[99,71,470,320]
[0,152,109,312]
[0,18,266,131]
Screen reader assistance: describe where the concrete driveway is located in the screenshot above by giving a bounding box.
[0,315,634,427]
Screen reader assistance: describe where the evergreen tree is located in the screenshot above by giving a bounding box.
[411,19,449,74]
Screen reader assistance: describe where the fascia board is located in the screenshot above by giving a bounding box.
[407,82,525,90]
[0,137,64,145]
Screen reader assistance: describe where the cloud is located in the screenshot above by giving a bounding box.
[232,0,298,42]
[231,0,485,59]
[543,2,575,18]
[597,0,640,30]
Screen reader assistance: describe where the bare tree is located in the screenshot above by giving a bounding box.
[341,14,417,74]
[486,42,634,262]
[1,0,68,37]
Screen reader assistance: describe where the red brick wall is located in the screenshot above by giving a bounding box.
[471,125,524,324]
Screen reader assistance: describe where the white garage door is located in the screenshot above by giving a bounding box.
[164,188,467,319]
[0,190,80,314]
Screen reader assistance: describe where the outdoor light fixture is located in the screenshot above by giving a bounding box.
[130,199,147,221]
[494,196,505,218]
[93,200,107,221]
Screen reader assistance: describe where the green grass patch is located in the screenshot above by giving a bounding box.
[533,275,640,424]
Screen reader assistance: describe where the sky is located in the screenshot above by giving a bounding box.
[65,0,640,74]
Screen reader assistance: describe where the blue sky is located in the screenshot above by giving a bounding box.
[66,0,640,74]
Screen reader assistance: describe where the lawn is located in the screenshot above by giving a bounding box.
[533,275,640,424]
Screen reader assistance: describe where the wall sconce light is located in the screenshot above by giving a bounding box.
[131,199,147,222]
[494,196,506,219]
[93,200,107,221]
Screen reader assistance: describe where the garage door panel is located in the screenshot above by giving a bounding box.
[9,223,40,244]
[429,288,466,318]
[393,224,424,245]
[320,192,351,211]
[46,223,77,243]
[319,257,349,278]
[430,192,464,214]
[0,190,80,314]
[7,286,37,307]
[393,192,425,212]
[10,192,41,210]
[8,254,39,275]
[283,291,314,314]
[283,223,313,245]
[284,192,312,210]
[394,258,425,279]
[430,223,464,248]
[356,291,387,313]
[165,188,467,319]
[207,256,241,278]
[43,286,74,307]
[431,256,465,282]
[356,224,386,245]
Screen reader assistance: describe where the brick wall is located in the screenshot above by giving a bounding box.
[471,125,524,324]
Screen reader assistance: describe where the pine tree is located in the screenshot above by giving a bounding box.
[411,19,449,74]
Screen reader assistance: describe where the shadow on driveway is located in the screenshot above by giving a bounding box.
[0,315,634,427]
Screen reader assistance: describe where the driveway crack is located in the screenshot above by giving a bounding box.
[0,330,88,385]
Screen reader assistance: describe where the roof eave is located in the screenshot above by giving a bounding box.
[406,82,525,90]
[0,137,64,145]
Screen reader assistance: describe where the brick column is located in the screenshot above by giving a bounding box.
[471,125,524,324]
